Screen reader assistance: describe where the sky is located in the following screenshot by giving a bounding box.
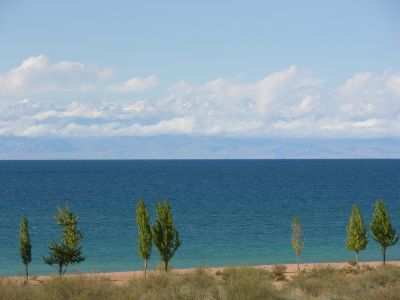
[0,0,399,158]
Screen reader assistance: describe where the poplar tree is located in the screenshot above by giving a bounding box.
[43,203,85,275]
[291,216,304,270]
[152,199,181,271]
[136,197,152,276]
[370,199,399,265]
[19,215,32,281]
[346,204,367,263]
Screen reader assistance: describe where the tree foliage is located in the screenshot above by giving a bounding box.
[152,199,181,271]
[370,199,399,265]
[291,216,304,270]
[136,197,152,275]
[19,214,32,281]
[43,203,85,275]
[346,204,367,263]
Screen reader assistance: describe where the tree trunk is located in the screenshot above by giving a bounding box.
[58,264,63,276]
[165,260,168,272]
[383,248,386,266]
[356,252,358,264]
[144,259,148,276]
[25,264,28,282]
[297,255,299,271]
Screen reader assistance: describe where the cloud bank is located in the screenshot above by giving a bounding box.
[107,75,158,92]
[0,56,399,139]
[0,55,114,94]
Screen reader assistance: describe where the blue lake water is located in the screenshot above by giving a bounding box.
[0,160,400,276]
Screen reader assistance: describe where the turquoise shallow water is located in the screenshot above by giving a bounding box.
[1,159,400,276]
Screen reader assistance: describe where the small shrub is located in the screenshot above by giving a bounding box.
[343,265,361,275]
[271,265,287,281]
[344,262,364,275]
[356,282,400,300]
[124,272,174,299]
[155,261,173,272]
[123,269,219,300]
[38,276,115,300]
[360,264,374,272]
[304,266,342,279]
[221,267,282,300]
[175,269,220,300]
[347,259,358,267]
[287,267,347,298]
[357,266,400,288]
[0,279,31,300]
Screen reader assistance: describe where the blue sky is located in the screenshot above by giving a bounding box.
[0,1,399,157]
[1,1,399,84]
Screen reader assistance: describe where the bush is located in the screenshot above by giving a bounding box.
[155,261,174,272]
[357,266,400,288]
[0,276,116,300]
[286,267,348,298]
[271,265,287,281]
[347,259,358,266]
[0,279,30,300]
[39,275,114,300]
[221,267,283,300]
[174,269,220,300]
[121,268,220,300]
[284,265,400,299]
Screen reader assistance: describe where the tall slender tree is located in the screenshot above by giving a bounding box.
[370,199,399,265]
[136,197,152,276]
[152,199,181,271]
[19,214,32,282]
[346,204,368,263]
[43,203,85,275]
[291,216,304,270]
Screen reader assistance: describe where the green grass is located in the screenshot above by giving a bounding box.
[1,265,400,300]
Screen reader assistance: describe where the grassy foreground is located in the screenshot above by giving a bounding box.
[2,265,400,300]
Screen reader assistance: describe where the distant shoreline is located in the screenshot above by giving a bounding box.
[4,261,400,283]
[2,158,400,161]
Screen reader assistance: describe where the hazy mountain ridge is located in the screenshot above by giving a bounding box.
[1,136,399,159]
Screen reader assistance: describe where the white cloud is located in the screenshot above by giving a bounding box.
[387,74,400,94]
[121,100,147,113]
[338,71,372,95]
[0,66,399,138]
[333,70,400,120]
[0,55,114,94]
[107,75,158,92]
[33,102,105,120]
